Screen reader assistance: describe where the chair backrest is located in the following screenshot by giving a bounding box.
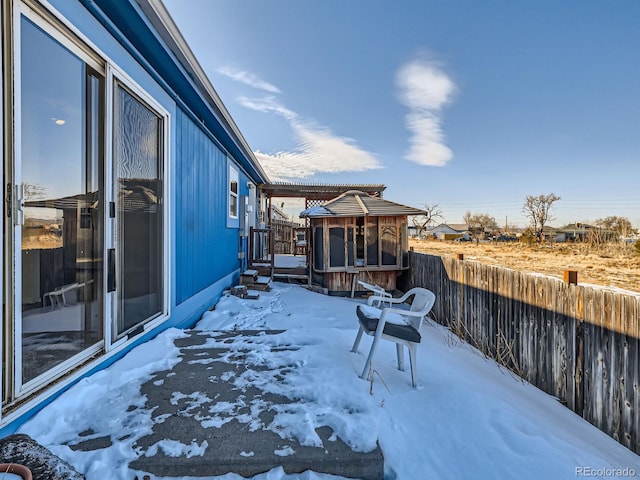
[405,287,436,329]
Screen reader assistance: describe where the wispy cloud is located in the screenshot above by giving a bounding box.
[218,66,281,94]
[238,95,297,121]
[254,122,380,181]
[396,58,456,167]
[236,94,381,181]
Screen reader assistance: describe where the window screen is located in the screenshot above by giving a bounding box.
[381,224,397,266]
[329,227,345,267]
[115,84,164,336]
[347,227,355,267]
[366,218,378,266]
[314,226,324,270]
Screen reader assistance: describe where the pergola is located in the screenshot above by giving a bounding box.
[259,182,386,211]
[248,183,387,280]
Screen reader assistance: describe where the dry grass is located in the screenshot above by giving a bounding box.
[409,238,640,294]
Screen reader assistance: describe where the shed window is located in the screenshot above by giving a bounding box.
[347,227,355,267]
[356,218,365,266]
[381,224,398,265]
[401,221,409,268]
[329,227,345,267]
[229,164,239,218]
[309,216,408,272]
[366,218,378,266]
[313,227,324,270]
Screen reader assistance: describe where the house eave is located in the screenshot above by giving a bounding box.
[85,0,269,183]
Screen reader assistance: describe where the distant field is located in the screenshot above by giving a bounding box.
[409,238,640,294]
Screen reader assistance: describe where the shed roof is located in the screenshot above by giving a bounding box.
[300,190,425,218]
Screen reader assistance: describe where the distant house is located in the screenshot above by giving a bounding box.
[429,223,470,241]
[1,0,268,435]
[559,223,617,242]
[540,226,565,242]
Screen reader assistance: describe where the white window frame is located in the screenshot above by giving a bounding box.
[228,162,239,220]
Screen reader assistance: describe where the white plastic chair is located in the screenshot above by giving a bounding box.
[351,287,436,387]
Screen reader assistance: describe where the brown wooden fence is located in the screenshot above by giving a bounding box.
[398,251,640,455]
[272,219,302,254]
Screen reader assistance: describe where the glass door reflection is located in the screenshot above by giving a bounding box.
[19,17,104,385]
[113,84,164,337]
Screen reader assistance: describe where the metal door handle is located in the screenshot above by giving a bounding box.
[15,183,25,225]
[107,248,116,292]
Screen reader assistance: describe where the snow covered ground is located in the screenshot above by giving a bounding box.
[19,282,640,479]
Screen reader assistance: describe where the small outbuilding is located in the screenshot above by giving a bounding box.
[300,190,425,295]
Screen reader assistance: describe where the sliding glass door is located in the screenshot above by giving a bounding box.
[113,83,164,338]
[17,15,104,387]
[9,6,168,399]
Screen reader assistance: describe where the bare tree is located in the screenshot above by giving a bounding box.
[463,211,498,244]
[412,203,443,237]
[594,216,633,239]
[522,193,561,240]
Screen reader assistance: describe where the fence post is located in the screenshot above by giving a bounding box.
[564,270,578,285]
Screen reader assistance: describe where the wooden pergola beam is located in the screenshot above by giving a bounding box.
[259,183,386,200]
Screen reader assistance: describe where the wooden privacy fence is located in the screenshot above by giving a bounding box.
[399,251,640,455]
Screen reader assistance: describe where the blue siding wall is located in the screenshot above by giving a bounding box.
[0,0,270,437]
[175,109,243,303]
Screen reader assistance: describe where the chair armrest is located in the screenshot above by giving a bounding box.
[368,295,407,306]
[367,295,385,306]
[366,294,399,307]
[382,307,424,319]
[395,289,416,303]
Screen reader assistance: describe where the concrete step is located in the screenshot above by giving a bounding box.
[124,330,384,479]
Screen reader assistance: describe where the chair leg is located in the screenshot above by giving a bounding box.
[396,343,404,371]
[351,327,364,353]
[408,343,418,388]
[360,336,381,380]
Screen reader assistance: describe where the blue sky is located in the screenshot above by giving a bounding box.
[164,0,640,228]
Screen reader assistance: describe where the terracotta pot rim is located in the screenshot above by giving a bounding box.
[0,462,33,480]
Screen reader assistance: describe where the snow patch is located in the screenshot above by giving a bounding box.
[274,445,296,457]
[144,439,208,458]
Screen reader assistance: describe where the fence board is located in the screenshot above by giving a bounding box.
[405,251,640,455]
[583,288,596,428]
